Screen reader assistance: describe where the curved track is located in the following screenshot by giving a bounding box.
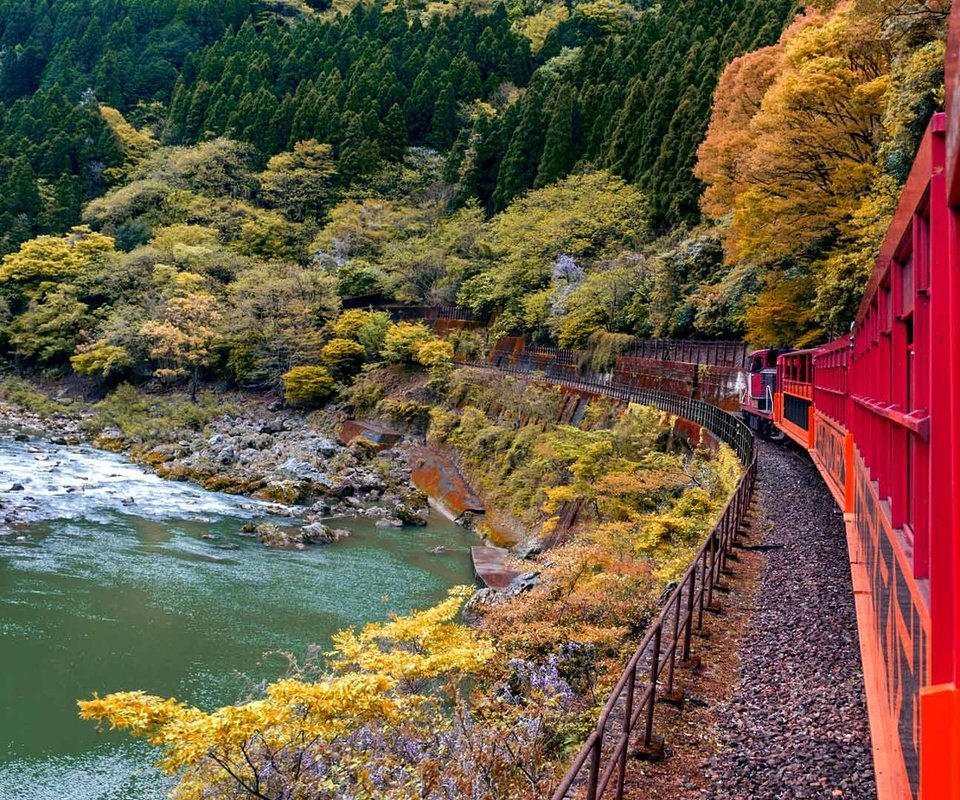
[699,439,876,800]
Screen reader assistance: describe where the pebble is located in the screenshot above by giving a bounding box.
[700,441,877,800]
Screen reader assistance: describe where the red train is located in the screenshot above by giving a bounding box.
[738,30,960,795]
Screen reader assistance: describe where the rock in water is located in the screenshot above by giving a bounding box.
[255,523,301,548]
[394,502,429,526]
[300,522,349,544]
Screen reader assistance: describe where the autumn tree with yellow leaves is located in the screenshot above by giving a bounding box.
[696,0,949,346]
[139,272,223,401]
[79,587,576,800]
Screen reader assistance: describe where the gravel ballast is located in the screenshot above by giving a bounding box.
[700,439,877,800]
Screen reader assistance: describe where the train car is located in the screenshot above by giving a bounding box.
[739,348,785,436]
[773,348,815,448]
[761,100,959,798]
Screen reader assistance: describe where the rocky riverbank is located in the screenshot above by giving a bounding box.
[0,387,432,545]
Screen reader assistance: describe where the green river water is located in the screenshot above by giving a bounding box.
[0,433,477,800]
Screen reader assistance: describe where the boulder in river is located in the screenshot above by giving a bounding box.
[300,522,349,544]
[255,523,304,549]
[394,502,429,526]
[279,458,328,484]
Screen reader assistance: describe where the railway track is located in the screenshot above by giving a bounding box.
[700,439,875,800]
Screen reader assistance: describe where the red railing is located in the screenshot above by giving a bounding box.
[804,103,954,798]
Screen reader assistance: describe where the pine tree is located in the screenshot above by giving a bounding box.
[535,85,578,188]
[380,104,408,162]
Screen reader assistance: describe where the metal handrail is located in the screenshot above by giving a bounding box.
[458,358,756,800]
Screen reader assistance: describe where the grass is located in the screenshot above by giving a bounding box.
[83,383,239,445]
[0,376,79,417]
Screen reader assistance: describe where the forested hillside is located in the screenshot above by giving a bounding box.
[0,0,951,386]
[1,2,953,796]
[1,0,794,248]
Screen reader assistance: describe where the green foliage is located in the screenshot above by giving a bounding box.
[581,331,634,374]
[340,371,387,417]
[85,384,236,443]
[0,376,78,417]
[415,339,454,370]
[430,370,740,571]
[281,365,338,407]
[320,338,366,381]
[226,262,339,386]
[258,140,337,222]
[451,0,796,223]
[7,286,92,364]
[381,398,432,432]
[70,343,134,381]
[381,322,435,365]
[331,309,393,356]
[416,338,456,390]
[458,171,649,335]
[0,227,115,291]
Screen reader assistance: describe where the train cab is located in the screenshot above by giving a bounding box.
[740,348,784,436]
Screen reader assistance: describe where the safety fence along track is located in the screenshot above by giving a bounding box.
[460,359,756,800]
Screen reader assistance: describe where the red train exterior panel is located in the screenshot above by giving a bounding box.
[802,106,954,799]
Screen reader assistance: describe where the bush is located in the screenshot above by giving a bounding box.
[282,366,338,407]
[341,373,386,416]
[381,321,434,364]
[0,377,76,418]
[414,339,454,369]
[448,328,485,361]
[331,309,392,356]
[381,398,432,432]
[70,343,133,381]
[84,384,235,442]
[320,338,366,381]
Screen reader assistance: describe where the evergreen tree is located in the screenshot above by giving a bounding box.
[535,85,578,188]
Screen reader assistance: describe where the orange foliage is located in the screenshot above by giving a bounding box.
[744,271,821,348]
[696,42,785,217]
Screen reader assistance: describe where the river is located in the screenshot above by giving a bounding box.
[0,433,477,800]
